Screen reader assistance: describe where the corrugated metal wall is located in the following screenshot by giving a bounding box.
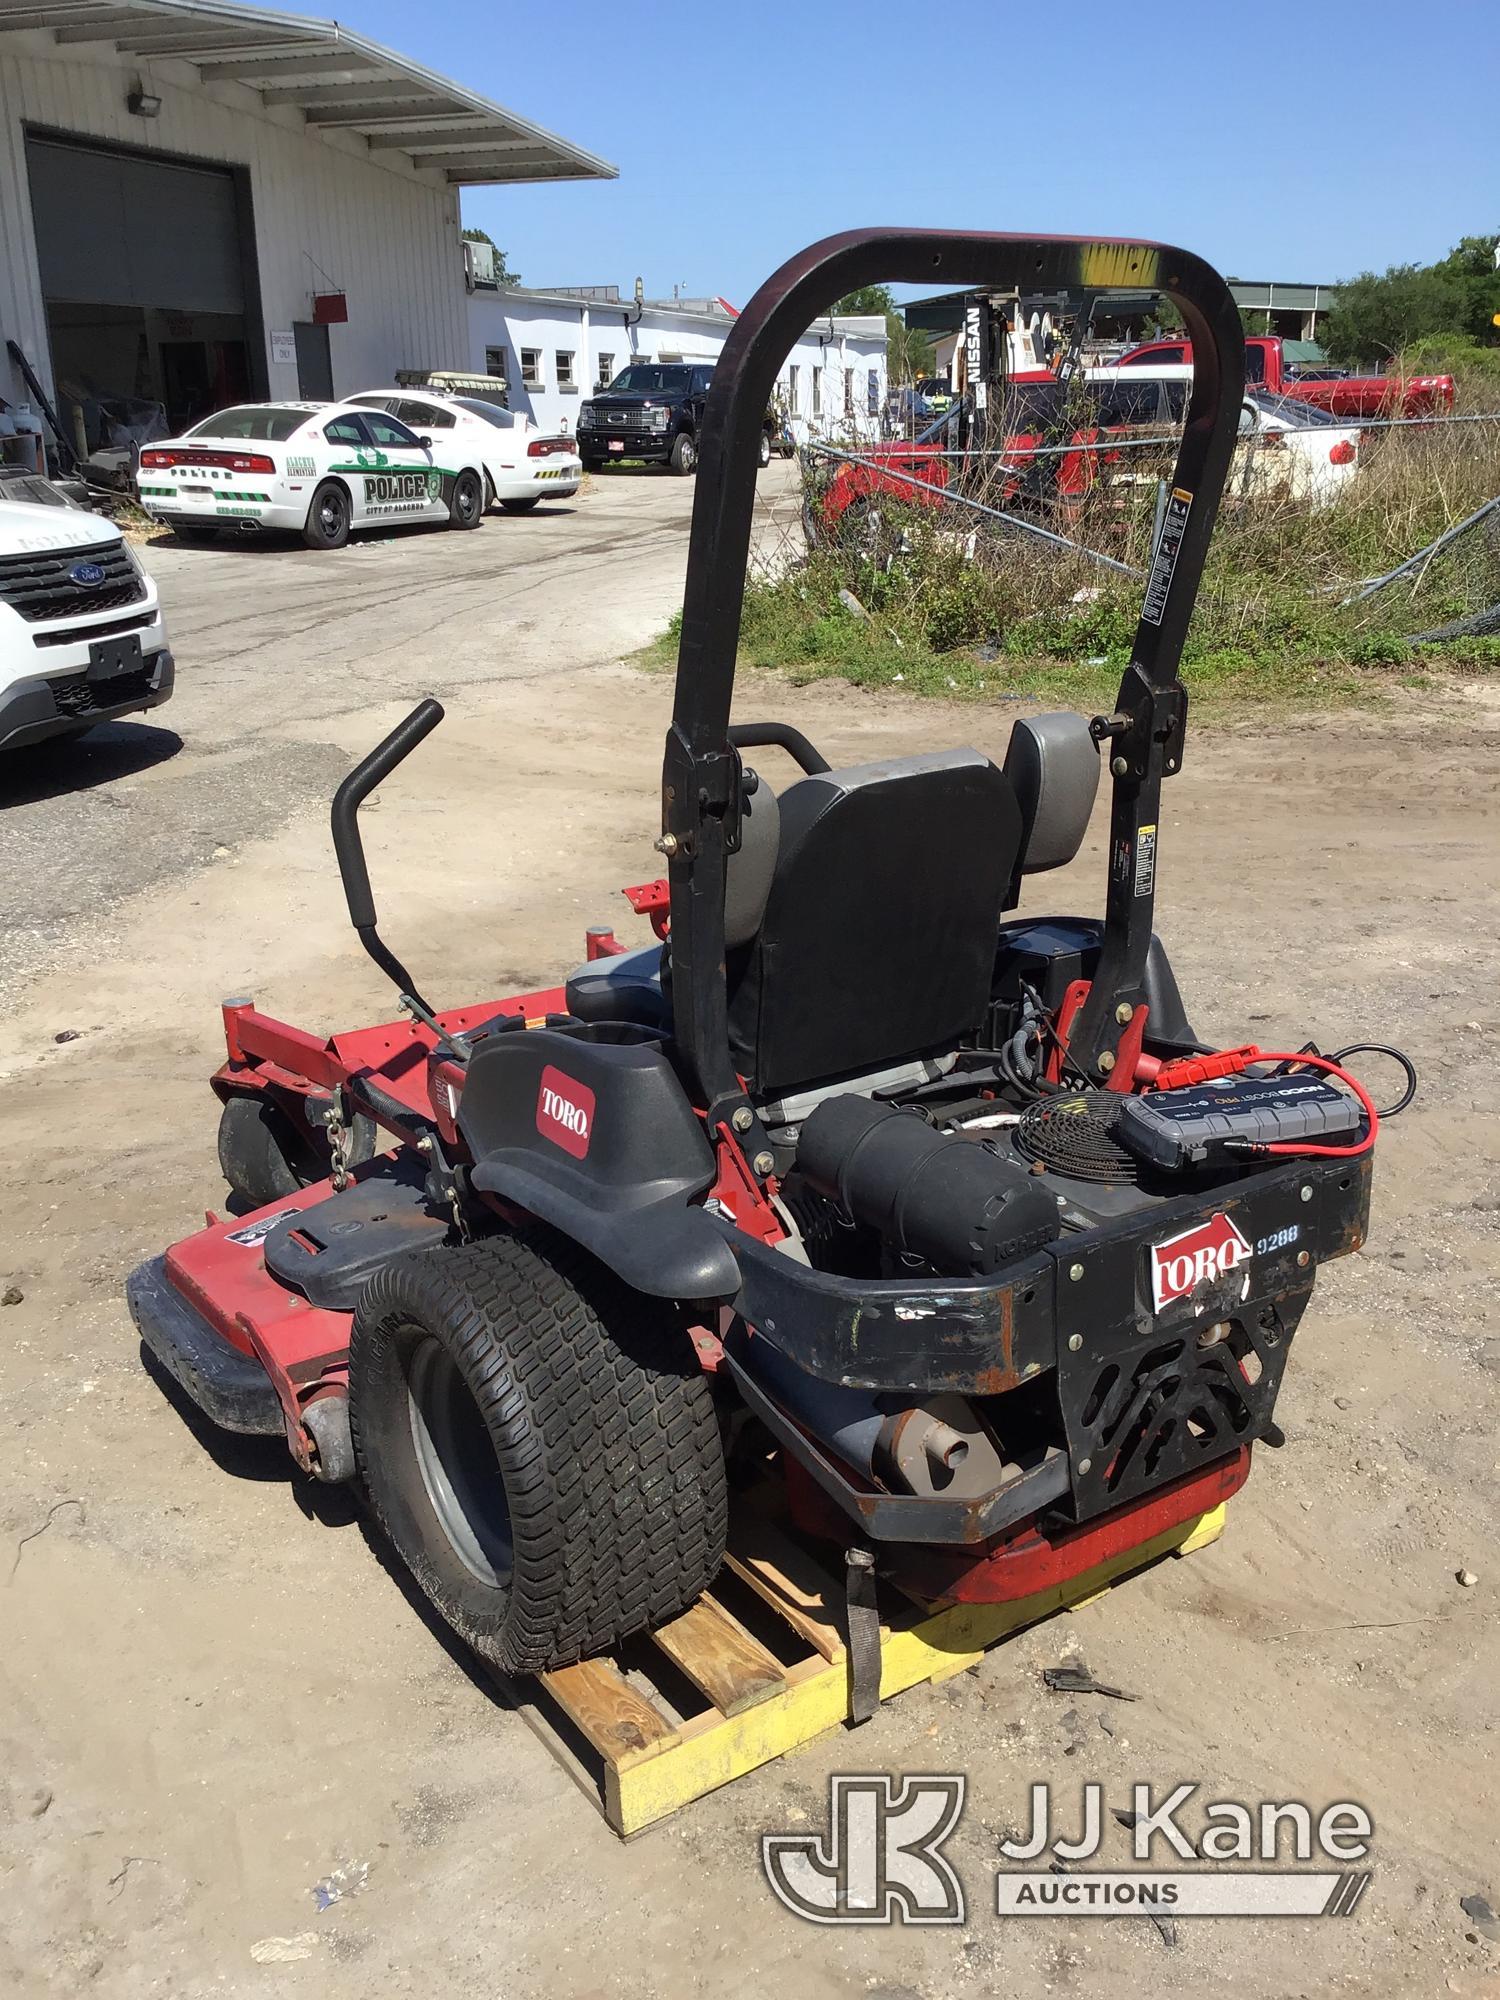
[0,32,470,411]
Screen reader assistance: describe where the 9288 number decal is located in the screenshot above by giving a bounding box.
[1255,1224,1301,1257]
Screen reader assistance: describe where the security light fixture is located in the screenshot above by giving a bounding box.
[127,84,162,117]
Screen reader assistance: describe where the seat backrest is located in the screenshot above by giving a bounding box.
[727,748,1022,1098]
[1002,710,1100,896]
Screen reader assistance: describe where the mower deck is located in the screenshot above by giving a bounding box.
[514,1486,1230,1838]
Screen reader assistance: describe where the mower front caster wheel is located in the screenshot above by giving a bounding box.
[216,1094,326,1209]
[304,1395,355,1483]
[348,1234,728,1675]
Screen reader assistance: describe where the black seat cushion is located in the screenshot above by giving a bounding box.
[726,749,1021,1098]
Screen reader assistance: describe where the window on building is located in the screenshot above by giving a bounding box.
[844,368,855,416]
[520,348,542,387]
[787,365,799,413]
[596,351,615,385]
[485,346,509,383]
[556,349,576,388]
[867,368,880,416]
[812,367,822,417]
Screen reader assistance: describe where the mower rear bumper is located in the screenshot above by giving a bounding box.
[127,1255,283,1435]
[728,1152,1372,1395]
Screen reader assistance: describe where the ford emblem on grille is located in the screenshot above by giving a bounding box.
[69,561,107,585]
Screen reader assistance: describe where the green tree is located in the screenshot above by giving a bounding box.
[885,314,935,385]
[1322,234,1500,365]
[1432,232,1500,342]
[834,284,897,315]
[462,226,521,287]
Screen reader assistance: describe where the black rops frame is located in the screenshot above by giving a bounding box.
[663,229,1245,1169]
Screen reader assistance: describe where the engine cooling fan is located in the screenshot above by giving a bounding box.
[1014,1090,1140,1185]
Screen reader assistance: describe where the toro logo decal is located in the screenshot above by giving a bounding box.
[536,1065,594,1159]
[1150,1211,1253,1312]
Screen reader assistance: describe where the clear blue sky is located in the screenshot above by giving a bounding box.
[334,0,1498,307]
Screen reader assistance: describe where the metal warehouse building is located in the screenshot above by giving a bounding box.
[0,0,613,458]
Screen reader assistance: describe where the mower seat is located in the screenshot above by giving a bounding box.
[564,718,1099,1065]
[726,748,1022,1098]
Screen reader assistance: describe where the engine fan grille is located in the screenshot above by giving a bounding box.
[1015,1091,1139,1184]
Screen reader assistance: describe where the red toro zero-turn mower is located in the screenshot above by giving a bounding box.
[129,230,1411,1681]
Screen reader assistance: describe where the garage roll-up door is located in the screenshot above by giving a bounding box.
[26,136,245,316]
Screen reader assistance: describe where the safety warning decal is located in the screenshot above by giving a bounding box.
[1134,822,1157,898]
[1140,486,1192,626]
[226,1211,286,1247]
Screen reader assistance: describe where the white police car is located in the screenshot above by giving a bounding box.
[346,387,582,512]
[136,402,490,549]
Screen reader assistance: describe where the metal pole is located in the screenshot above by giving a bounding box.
[1342,494,1500,605]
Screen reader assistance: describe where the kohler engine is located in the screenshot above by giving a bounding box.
[750,1093,1063,1502]
[794,1092,1059,1275]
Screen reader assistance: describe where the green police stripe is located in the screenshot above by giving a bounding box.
[326,463,464,478]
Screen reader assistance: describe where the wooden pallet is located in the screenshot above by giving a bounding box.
[494,1500,1226,1837]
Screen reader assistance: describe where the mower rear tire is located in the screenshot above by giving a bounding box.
[348,1233,727,1674]
[216,1093,325,1208]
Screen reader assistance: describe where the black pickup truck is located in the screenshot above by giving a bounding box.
[576,362,785,474]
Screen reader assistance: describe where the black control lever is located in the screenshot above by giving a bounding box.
[728,721,831,775]
[331,698,444,1014]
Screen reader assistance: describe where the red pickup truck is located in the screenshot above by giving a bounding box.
[1115,334,1453,418]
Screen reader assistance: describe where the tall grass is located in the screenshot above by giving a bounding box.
[710,397,1500,708]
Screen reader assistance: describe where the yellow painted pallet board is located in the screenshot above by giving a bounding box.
[495,1501,1226,1838]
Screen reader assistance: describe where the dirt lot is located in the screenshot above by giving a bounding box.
[2,464,1498,1998]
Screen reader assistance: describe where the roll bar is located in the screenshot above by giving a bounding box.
[662,229,1244,1151]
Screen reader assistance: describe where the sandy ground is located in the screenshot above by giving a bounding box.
[2,463,1498,1998]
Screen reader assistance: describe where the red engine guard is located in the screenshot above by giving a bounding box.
[784,1448,1249,1605]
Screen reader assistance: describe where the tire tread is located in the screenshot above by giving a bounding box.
[349,1233,726,1673]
